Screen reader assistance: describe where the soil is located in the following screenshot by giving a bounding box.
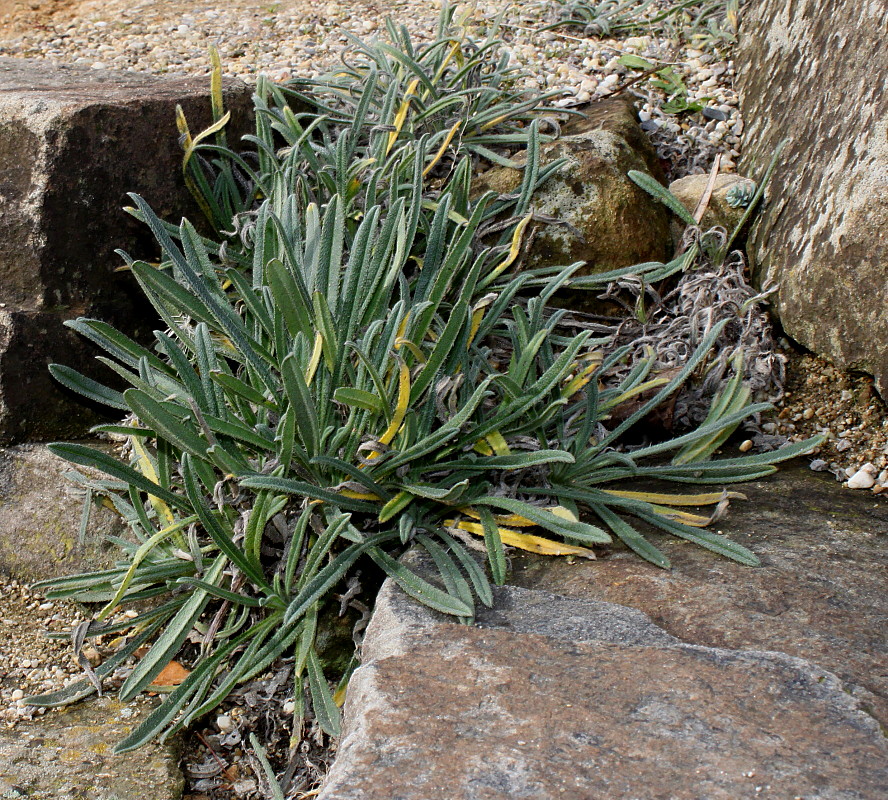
[774,349,888,485]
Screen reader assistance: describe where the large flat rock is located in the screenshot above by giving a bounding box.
[510,463,888,725]
[0,697,183,800]
[0,58,252,441]
[736,0,888,393]
[320,583,888,800]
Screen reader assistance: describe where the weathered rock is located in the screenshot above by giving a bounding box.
[0,58,253,442]
[736,0,888,394]
[0,443,124,582]
[0,308,116,443]
[320,581,888,800]
[477,98,672,278]
[0,696,183,800]
[667,172,753,244]
[511,462,888,725]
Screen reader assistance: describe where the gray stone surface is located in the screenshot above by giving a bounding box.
[321,580,888,800]
[0,697,183,800]
[0,57,253,442]
[476,98,671,284]
[736,0,888,393]
[0,443,124,582]
[511,463,888,726]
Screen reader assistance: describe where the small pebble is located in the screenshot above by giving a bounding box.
[216,713,235,733]
[847,469,876,490]
[739,439,753,452]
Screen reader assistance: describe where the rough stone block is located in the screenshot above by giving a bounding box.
[320,581,888,800]
[511,463,888,726]
[0,308,112,442]
[0,57,253,442]
[0,443,124,582]
[736,0,888,393]
[475,98,672,280]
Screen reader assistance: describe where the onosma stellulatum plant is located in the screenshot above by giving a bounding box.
[31,5,819,751]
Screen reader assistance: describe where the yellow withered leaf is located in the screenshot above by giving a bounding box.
[130,428,176,528]
[305,331,324,386]
[601,489,746,506]
[365,361,410,462]
[423,120,462,177]
[447,520,595,559]
[459,505,578,528]
[385,78,421,156]
[485,431,511,456]
[338,489,381,502]
[648,505,712,527]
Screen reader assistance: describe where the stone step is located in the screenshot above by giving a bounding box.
[510,463,888,727]
[321,580,887,800]
[0,696,182,800]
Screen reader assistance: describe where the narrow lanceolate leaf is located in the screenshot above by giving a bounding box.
[448,520,596,559]
[636,510,760,566]
[591,503,670,569]
[239,474,378,513]
[601,489,746,506]
[478,507,507,586]
[436,450,574,472]
[306,648,341,737]
[473,497,611,545]
[49,365,127,410]
[628,170,697,226]
[366,360,410,461]
[118,555,226,701]
[124,389,209,458]
[281,353,320,457]
[367,548,473,617]
[182,456,274,592]
[47,443,191,513]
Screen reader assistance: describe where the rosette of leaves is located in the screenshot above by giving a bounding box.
[28,10,819,753]
[171,3,565,249]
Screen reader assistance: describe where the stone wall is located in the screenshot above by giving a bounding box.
[0,58,253,441]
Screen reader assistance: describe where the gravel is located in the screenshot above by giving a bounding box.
[0,574,82,727]
[0,0,743,177]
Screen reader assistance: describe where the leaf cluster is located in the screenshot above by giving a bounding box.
[31,5,818,751]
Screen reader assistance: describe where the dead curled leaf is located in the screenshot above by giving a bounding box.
[150,660,191,686]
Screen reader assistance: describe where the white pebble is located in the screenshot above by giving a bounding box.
[847,469,876,490]
[216,713,235,733]
[11,689,24,701]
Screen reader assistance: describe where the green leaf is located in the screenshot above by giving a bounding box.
[367,548,473,616]
[478,506,507,586]
[47,443,190,512]
[49,364,127,410]
[124,389,209,458]
[628,170,697,226]
[474,496,612,545]
[591,503,670,569]
[118,555,226,701]
[306,648,341,736]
